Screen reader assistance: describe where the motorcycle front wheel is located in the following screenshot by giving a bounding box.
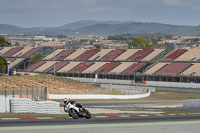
[84,109,91,119]
[68,109,79,119]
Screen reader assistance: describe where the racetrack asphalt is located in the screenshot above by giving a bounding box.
[1,115,200,133]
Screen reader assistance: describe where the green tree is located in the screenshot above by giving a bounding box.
[30,53,44,64]
[129,37,151,48]
[0,56,7,74]
[0,36,11,46]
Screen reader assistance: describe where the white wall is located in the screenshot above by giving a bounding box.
[0,96,10,113]
[49,90,150,99]
[10,98,60,114]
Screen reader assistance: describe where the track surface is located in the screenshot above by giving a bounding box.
[1,114,200,127]
[1,115,200,133]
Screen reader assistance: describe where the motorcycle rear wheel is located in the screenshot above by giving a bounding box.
[68,109,79,119]
[84,109,91,119]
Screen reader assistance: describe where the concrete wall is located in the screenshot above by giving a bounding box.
[49,90,150,99]
[10,98,60,114]
[0,96,10,113]
[146,81,200,89]
[184,99,200,108]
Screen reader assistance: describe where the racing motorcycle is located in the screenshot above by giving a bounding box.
[64,100,91,119]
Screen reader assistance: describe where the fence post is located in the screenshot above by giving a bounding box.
[26,87,29,98]
[41,87,43,101]
[44,87,47,101]
[32,86,34,100]
[20,87,22,98]
[12,88,15,98]
[36,86,39,101]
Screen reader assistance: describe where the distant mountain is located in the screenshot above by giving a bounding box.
[0,24,23,34]
[72,22,194,36]
[0,20,199,36]
[59,20,134,30]
[177,25,200,36]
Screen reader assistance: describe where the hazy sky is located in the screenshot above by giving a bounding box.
[0,0,200,27]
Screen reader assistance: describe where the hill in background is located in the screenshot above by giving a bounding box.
[0,20,199,36]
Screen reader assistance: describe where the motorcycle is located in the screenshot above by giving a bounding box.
[64,100,91,119]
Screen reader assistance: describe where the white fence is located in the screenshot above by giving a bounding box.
[10,98,60,114]
[49,89,150,99]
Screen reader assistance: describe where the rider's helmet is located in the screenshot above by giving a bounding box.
[64,98,69,104]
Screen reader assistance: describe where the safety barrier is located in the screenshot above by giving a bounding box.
[49,89,150,99]
[10,98,60,114]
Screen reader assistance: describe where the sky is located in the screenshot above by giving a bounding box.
[0,0,200,28]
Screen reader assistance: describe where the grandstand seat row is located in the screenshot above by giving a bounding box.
[144,62,200,76]
[44,49,165,62]
[164,48,200,61]
[0,47,41,58]
[25,61,147,75]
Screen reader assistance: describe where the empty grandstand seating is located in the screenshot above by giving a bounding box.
[122,62,146,74]
[128,49,154,61]
[0,47,12,55]
[44,49,64,60]
[83,62,107,73]
[110,62,134,74]
[45,61,69,73]
[75,49,100,60]
[13,47,33,57]
[22,47,41,57]
[69,62,94,73]
[0,47,41,58]
[142,49,165,61]
[35,61,56,72]
[95,62,121,74]
[115,49,140,61]
[155,63,192,75]
[175,49,200,61]
[164,49,187,61]
[3,47,24,57]
[144,62,168,75]
[55,49,75,60]
[181,63,200,76]
[88,49,113,60]
[100,49,126,61]
[64,49,87,60]
[25,61,46,72]
[6,58,25,69]
[57,62,81,73]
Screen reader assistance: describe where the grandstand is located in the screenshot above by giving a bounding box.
[0,47,41,70]
[2,47,200,83]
